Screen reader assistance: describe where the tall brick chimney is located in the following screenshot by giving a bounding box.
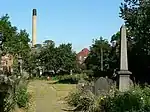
[32,9,37,47]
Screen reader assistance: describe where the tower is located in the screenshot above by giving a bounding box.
[32,9,37,47]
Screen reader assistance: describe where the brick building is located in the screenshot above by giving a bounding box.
[76,48,89,64]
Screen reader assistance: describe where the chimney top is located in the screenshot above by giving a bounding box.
[33,9,37,16]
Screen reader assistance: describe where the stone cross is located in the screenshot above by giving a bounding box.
[118,25,132,92]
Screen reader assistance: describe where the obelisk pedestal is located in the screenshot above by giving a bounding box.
[118,70,132,92]
[118,25,132,92]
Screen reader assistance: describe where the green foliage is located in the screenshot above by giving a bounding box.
[67,85,150,112]
[39,42,76,75]
[43,40,55,46]
[67,89,81,107]
[120,0,150,83]
[120,0,150,55]
[16,86,29,108]
[1,76,30,112]
[66,89,95,111]
[102,86,150,112]
[23,50,39,76]
[0,14,31,76]
[85,37,112,77]
[14,76,30,109]
[0,14,30,56]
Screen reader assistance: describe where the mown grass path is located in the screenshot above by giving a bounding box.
[27,80,76,112]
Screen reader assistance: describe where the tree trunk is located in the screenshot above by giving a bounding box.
[101,48,103,71]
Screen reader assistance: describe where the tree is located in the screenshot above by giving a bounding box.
[43,40,55,47]
[23,51,39,76]
[120,0,150,55]
[35,44,42,49]
[57,43,76,73]
[120,0,150,83]
[85,37,111,77]
[0,14,31,112]
[0,14,30,57]
[38,42,76,75]
[109,32,120,73]
[0,14,31,76]
[39,42,57,74]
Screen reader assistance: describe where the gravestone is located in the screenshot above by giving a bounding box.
[93,77,114,96]
[76,77,115,96]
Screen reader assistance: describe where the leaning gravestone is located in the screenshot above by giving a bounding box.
[93,77,114,96]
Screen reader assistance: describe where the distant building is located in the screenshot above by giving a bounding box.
[76,48,89,64]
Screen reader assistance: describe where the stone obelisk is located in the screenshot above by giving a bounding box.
[32,9,37,47]
[118,25,132,92]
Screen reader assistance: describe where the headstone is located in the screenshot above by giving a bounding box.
[118,25,132,92]
[93,77,114,96]
[76,77,115,96]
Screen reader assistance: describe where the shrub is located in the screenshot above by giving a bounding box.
[67,89,81,107]
[66,89,95,111]
[16,86,29,108]
[15,76,29,108]
[103,85,150,112]
[67,85,150,112]
[2,75,30,112]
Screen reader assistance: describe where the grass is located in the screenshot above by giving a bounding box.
[27,80,76,112]
[52,84,76,91]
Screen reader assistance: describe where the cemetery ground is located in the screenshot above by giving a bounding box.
[26,79,76,112]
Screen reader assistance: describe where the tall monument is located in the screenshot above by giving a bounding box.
[118,25,132,92]
[32,9,37,47]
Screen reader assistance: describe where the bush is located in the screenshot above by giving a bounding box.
[16,86,29,108]
[67,85,150,112]
[15,76,29,108]
[66,89,95,111]
[67,89,81,107]
[103,86,150,112]
[106,92,143,112]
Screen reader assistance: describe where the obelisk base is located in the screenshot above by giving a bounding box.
[118,70,132,92]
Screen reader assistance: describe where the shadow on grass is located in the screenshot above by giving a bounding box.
[56,79,78,84]
[47,79,78,84]
[47,81,58,84]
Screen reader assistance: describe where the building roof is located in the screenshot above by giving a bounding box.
[77,48,89,58]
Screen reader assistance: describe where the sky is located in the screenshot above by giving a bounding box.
[0,0,124,52]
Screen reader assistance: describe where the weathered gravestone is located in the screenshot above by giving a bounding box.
[76,77,115,96]
[93,77,115,96]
